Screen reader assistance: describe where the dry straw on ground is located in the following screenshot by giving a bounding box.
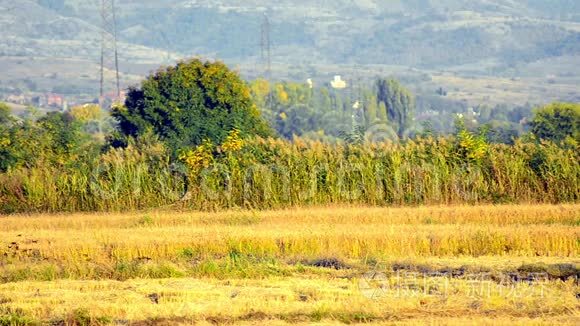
[1,205,578,324]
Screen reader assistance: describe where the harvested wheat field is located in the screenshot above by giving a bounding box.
[1,205,579,325]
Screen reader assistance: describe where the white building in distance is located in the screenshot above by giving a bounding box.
[330,75,347,89]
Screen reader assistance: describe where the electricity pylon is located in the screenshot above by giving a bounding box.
[260,13,273,108]
[260,13,272,80]
[100,0,120,101]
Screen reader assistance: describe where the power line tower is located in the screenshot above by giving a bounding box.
[260,13,272,81]
[100,0,120,103]
[260,13,273,108]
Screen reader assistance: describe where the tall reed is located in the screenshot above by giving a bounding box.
[0,137,578,213]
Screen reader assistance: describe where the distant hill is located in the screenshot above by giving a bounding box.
[0,0,579,104]
[2,0,578,67]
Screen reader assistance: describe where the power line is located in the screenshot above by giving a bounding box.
[100,0,120,102]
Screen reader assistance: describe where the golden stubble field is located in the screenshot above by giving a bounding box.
[0,204,578,325]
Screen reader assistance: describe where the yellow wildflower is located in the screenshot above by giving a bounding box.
[179,140,214,172]
[0,137,10,148]
[222,129,244,153]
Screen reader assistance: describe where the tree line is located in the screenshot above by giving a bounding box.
[0,59,578,212]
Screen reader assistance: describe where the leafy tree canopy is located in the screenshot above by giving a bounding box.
[529,102,580,144]
[110,59,271,152]
[0,111,92,172]
[375,78,415,139]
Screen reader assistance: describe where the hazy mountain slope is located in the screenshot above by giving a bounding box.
[3,0,579,68]
[0,0,579,104]
[108,1,580,68]
[0,0,175,62]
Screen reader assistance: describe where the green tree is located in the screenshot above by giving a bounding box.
[249,79,270,112]
[0,103,13,171]
[0,102,14,126]
[377,101,388,122]
[454,117,488,164]
[0,112,94,172]
[362,91,377,124]
[483,120,520,145]
[529,102,580,143]
[110,59,271,152]
[1,121,34,172]
[376,78,415,139]
[37,112,86,159]
[24,106,41,120]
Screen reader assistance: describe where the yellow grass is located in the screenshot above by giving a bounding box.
[1,204,578,324]
[2,277,578,325]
